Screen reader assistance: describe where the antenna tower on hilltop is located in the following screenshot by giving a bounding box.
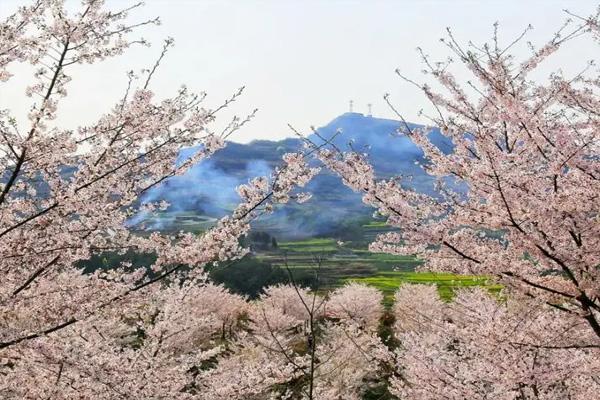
[349,99,353,113]
[367,103,372,116]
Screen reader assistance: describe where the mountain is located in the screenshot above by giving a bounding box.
[132,113,454,239]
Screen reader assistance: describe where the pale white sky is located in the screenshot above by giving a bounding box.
[1,0,598,142]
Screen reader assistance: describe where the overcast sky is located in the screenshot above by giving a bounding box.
[1,0,598,142]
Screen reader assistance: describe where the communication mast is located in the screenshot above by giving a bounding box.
[367,103,372,116]
[349,99,354,113]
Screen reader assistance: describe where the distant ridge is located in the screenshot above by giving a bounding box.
[133,113,455,238]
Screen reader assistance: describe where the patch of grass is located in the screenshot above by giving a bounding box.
[279,238,336,246]
[364,253,417,261]
[362,221,388,228]
[278,238,339,253]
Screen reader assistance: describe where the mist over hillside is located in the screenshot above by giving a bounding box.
[132,112,455,238]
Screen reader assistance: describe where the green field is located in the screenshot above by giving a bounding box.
[361,221,389,228]
[130,213,502,303]
[133,211,216,234]
[278,238,340,253]
[261,238,501,303]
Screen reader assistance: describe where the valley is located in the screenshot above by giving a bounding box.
[124,110,492,301]
[210,224,501,303]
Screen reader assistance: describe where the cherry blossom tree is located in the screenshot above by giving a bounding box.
[4,278,249,399]
[199,282,389,400]
[0,1,321,397]
[325,281,383,331]
[391,284,600,399]
[314,14,600,342]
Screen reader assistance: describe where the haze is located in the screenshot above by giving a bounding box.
[0,0,596,142]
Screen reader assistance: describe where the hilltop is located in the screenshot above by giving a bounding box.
[133,113,453,239]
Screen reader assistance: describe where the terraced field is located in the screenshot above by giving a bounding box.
[259,237,501,302]
[132,211,217,234]
[131,215,502,301]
